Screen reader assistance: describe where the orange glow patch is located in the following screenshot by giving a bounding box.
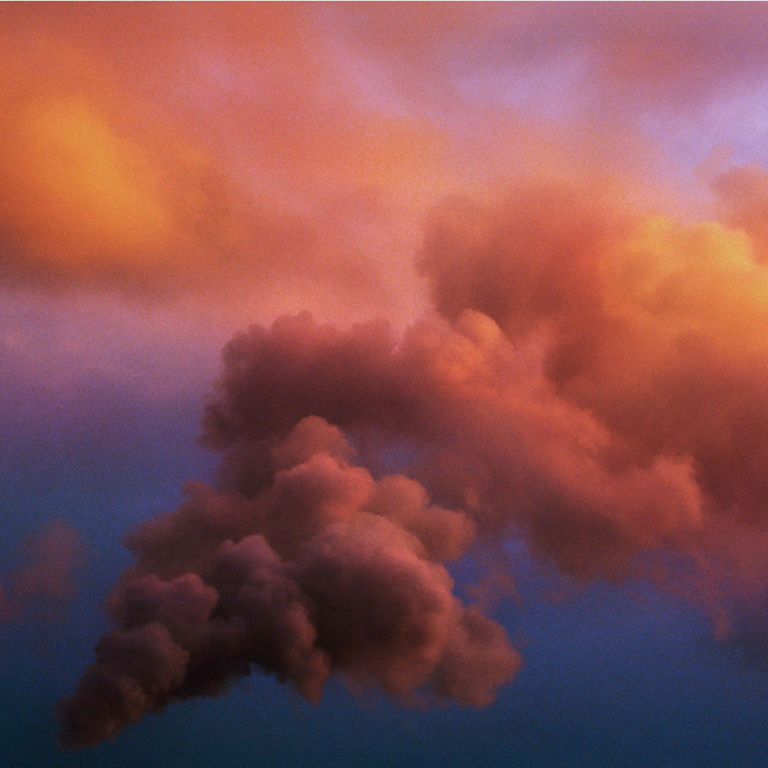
[2,96,171,267]
[610,216,768,347]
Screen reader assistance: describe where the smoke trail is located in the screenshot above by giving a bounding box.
[60,176,768,747]
[58,416,519,748]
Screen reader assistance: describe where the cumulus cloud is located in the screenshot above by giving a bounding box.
[196,174,768,614]
[59,162,768,746]
[201,309,703,577]
[58,417,519,749]
[419,180,768,526]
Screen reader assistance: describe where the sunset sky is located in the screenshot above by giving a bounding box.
[5,3,768,766]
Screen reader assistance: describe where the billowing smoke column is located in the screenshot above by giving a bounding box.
[60,177,768,746]
[55,306,702,747]
[58,414,520,748]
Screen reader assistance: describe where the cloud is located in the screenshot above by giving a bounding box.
[713,164,768,264]
[0,519,84,623]
[327,4,768,113]
[65,184,768,738]
[4,3,768,318]
[201,309,703,578]
[30,3,768,751]
[58,417,519,748]
[419,179,768,528]
[0,68,324,300]
[0,6,454,327]
[193,171,768,607]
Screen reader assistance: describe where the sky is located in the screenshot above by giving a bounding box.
[5,2,768,766]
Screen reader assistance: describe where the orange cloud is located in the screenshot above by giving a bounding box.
[1,94,172,276]
[0,6,463,328]
[712,164,768,265]
[421,180,768,529]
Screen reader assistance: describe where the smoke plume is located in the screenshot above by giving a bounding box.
[60,175,768,747]
[58,416,519,748]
